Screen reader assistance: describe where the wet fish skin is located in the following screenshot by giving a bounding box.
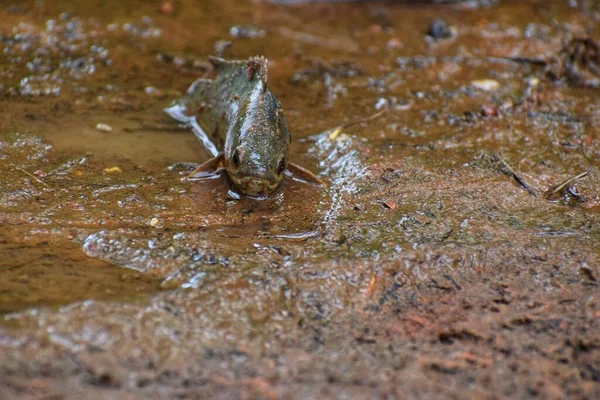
[167,56,294,196]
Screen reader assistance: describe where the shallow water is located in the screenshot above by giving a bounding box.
[1,1,600,398]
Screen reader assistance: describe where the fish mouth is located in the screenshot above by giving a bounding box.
[228,174,282,197]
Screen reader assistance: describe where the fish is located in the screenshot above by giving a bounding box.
[164,55,324,197]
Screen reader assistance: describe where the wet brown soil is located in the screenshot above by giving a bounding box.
[1,0,600,398]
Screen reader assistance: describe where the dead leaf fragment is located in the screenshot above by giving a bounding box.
[383,199,397,209]
[104,166,122,174]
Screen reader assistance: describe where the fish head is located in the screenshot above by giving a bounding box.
[224,90,290,197]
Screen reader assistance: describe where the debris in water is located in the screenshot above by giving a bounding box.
[227,189,241,200]
[495,156,536,197]
[214,40,232,57]
[144,86,165,97]
[544,170,588,203]
[548,38,600,88]
[383,200,397,210]
[386,38,403,50]
[290,58,363,85]
[481,104,498,117]
[470,79,500,92]
[322,108,388,141]
[426,18,453,40]
[14,166,49,187]
[230,25,265,39]
[160,2,174,15]
[156,52,212,72]
[104,166,123,174]
[275,26,359,52]
[48,156,88,176]
[95,123,113,132]
[149,217,161,227]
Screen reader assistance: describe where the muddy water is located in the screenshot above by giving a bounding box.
[1,0,600,398]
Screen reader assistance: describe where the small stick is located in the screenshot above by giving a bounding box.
[14,166,49,188]
[327,108,388,140]
[544,170,589,199]
[340,107,388,130]
[497,157,536,197]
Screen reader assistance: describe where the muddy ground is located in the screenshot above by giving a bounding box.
[1,0,599,398]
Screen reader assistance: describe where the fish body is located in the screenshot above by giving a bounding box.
[166,56,320,196]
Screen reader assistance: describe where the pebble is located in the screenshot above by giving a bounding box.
[386,38,403,50]
[470,79,500,92]
[481,104,498,117]
[95,123,113,132]
[149,217,160,227]
[144,86,164,97]
[160,2,174,15]
[528,77,540,87]
[230,25,265,39]
[427,18,452,40]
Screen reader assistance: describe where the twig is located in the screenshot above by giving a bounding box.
[327,108,388,140]
[544,170,589,199]
[14,166,49,188]
[341,108,388,130]
[497,157,536,197]
[274,26,359,52]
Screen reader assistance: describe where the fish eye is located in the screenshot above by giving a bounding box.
[277,158,286,175]
[232,148,241,168]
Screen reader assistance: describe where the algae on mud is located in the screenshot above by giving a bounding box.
[1,0,600,399]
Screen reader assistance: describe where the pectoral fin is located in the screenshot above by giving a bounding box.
[287,162,326,186]
[187,153,225,180]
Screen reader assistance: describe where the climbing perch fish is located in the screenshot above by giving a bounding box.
[165,55,324,197]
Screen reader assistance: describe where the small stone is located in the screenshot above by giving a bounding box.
[160,2,174,15]
[95,123,113,132]
[470,79,500,92]
[149,217,160,227]
[481,104,498,117]
[230,25,265,39]
[528,77,540,87]
[386,38,403,50]
[499,99,514,112]
[144,86,164,97]
[427,18,452,40]
[368,24,383,34]
[375,98,389,110]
